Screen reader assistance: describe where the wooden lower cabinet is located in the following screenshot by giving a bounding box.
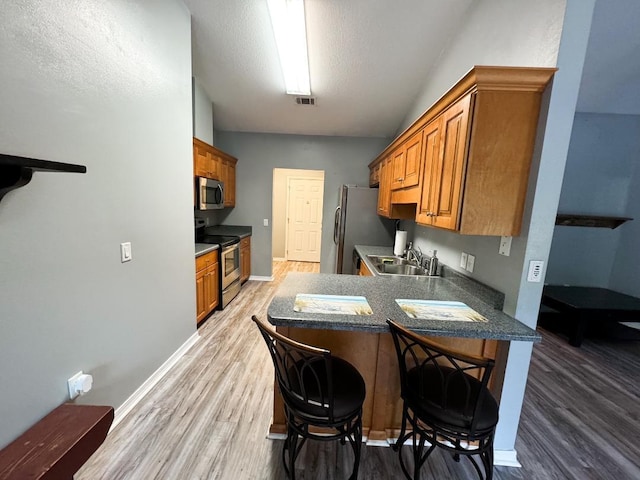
[359,261,373,276]
[196,250,219,325]
[240,236,251,283]
[269,327,501,441]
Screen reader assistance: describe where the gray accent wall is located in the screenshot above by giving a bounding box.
[547,113,640,290]
[214,132,390,276]
[393,0,596,455]
[0,0,196,448]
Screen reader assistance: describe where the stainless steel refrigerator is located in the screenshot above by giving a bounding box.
[333,185,395,274]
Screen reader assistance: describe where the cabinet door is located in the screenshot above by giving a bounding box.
[240,237,251,282]
[377,156,391,217]
[206,263,219,312]
[402,131,422,188]
[416,118,442,225]
[359,262,373,276]
[194,143,208,177]
[226,161,236,207]
[369,162,380,187]
[196,267,208,323]
[390,148,406,190]
[430,94,471,231]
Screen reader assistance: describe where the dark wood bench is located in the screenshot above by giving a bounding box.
[0,403,113,480]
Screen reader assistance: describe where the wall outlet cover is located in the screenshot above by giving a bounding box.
[499,236,512,256]
[460,252,468,269]
[466,254,475,273]
[527,260,544,282]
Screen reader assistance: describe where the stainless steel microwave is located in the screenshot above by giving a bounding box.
[196,177,224,210]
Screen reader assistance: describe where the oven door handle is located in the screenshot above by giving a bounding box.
[333,206,341,245]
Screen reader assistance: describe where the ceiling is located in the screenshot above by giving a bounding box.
[184,0,640,139]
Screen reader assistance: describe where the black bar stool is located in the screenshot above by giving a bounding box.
[253,316,366,480]
[387,319,499,480]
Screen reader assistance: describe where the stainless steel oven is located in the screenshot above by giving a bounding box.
[220,242,241,308]
[195,228,242,309]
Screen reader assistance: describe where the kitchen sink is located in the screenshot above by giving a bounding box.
[376,263,427,275]
[365,255,436,277]
[366,255,410,265]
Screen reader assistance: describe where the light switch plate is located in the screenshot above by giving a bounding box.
[466,254,475,273]
[263,218,269,227]
[460,252,468,269]
[499,236,512,256]
[120,242,132,263]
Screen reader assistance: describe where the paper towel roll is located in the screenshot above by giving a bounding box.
[394,231,407,256]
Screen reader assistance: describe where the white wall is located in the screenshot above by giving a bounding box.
[397,0,596,457]
[0,0,195,448]
[547,113,640,288]
[214,132,390,276]
[192,76,214,144]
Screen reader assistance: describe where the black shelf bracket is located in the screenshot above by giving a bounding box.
[0,153,86,203]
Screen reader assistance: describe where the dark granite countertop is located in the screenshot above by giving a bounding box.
[195,244,219,257]
[268,255,540,342]
[204,225,252,238]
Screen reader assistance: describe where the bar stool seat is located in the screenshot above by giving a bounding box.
[253,315,365,480]
[387,319,499,480]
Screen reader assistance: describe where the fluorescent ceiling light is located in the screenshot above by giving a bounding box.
[267,0,311,95]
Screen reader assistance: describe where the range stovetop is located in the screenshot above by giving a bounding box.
[197,234,240,248]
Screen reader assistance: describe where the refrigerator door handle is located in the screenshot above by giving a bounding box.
[333,206,341,245]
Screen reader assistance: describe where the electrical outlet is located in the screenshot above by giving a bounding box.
[499,236,512,256]
[263,218,269,227]
[466,254,475,273]
[460,252,468,269]
[120,242,132,263]
[527,260,544,282]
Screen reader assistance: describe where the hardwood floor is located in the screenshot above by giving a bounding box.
[77,262,640,479]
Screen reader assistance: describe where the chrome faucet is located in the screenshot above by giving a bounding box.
[406,243,423,266]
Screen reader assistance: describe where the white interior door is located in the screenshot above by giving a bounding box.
[286,178,324,262]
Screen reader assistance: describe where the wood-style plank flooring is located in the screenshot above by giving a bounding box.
[77,262,640,479]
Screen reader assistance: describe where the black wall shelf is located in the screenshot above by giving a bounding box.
[555,213,632,229]
[0,153,87,203]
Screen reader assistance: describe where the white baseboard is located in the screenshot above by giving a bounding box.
[494,449,521,467]
[110,331,200,431]
[272,257,287,262]
[249,275,274,282]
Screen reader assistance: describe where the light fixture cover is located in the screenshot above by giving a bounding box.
[268,0,311,95]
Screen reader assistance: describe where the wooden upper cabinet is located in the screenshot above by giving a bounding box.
[390,147,406,190]
[371,66,557,236]
[369,161,381,187]
[377,156,392,217]
[416,117,442,225]
[193,137,237,208]
[218,157,237,208]
[402,131,422,189]
[390,131,422,191]
[417,94,472,230]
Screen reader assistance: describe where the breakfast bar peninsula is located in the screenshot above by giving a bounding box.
[266,265,539,444]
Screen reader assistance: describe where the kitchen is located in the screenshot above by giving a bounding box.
[2,0,640,479]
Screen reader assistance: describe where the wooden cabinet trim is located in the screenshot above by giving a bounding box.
[368,66,556,170]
